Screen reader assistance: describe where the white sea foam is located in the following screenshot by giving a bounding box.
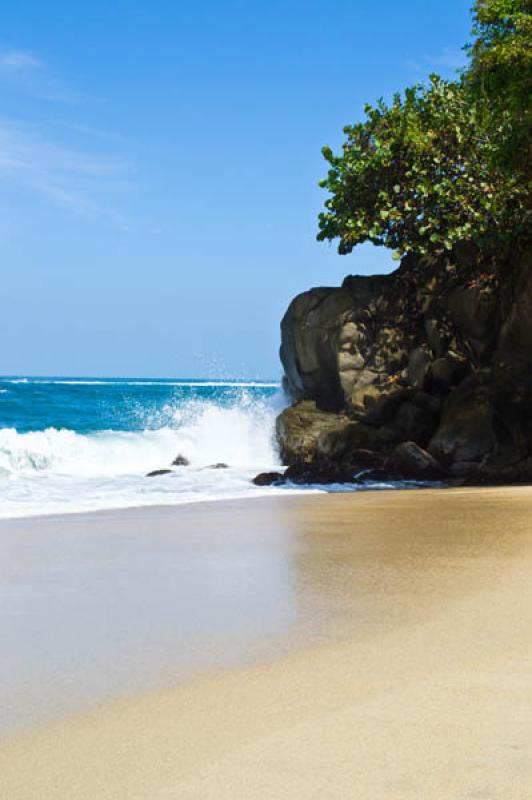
[0,391,316,518]
[0,397,279,478]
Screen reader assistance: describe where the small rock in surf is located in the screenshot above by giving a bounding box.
[172,455,190,466]
[252,471,284,486]
[146,469,173,477]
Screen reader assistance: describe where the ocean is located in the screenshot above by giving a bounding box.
[0,376,299,518]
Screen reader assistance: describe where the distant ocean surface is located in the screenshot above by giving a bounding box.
[0,376,302,519]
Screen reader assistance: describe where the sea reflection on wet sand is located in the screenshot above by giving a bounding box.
[0,487,529,737]
[286,486,525,642]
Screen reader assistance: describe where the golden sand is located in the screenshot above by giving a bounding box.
[1,487,532,798]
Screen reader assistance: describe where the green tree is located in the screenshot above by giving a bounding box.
[318,1,531,259]
[467,0,532,174]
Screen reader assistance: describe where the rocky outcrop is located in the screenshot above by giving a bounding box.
[275,244,532,484]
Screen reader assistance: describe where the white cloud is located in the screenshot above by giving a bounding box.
[0,119,133,224]
[0,43,161,238]
[0,45,81,102]
[0,46,136,226]
[0,48,43,71]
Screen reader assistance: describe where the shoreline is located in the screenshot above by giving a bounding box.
[2,487,532,797]
[0,483,311,524]
[0,477,474,524]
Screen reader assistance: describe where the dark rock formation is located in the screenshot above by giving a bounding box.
[205,462,229,469]
[146,469,173,477]
[276,244,532,485]
[172,455,190,466]
[252,471,284,486]
[283,462,361,484]
[386,442,444,481]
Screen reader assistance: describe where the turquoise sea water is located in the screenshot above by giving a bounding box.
[0,376,280,433]
[0,376,290,518]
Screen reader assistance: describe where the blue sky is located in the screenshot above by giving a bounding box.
[1,0,471,378]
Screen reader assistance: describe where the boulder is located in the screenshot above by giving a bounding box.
[276,401,352,465]
[386,442,445,481]
[280,286,355,409]
[172,455,190,466]
[428,376,496,467]
[378,399,437,447]
[283,462,357,485]
[407,346,432,390]
[429,355,470,392]
[146,469,173,477]
[252,472,284,486]
[349,380,412,423]
[469,456,532,485]
[345,449,385,469]
[317,421,383,460]
[447,282,498,362]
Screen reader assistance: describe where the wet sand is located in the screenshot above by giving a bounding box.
[1,487,532,798]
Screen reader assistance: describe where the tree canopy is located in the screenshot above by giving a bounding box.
[468,0,532,174]
[318,0,531,259]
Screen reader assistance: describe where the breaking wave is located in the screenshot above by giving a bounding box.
[0,392,282,479]
[0,390,299,518]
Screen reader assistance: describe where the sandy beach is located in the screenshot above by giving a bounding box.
[1,487,532,798]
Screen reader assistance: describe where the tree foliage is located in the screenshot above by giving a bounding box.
[468,0,532,174]
[318,0,531,259]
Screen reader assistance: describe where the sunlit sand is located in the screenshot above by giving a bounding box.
[1,487,532,798]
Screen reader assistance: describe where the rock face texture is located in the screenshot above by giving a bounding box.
[276,244,532,484]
